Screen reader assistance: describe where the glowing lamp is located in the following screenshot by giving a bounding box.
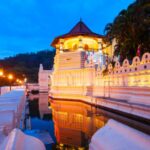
[0,70,3,76]
[8,74,13,80]
[24,78,27,82]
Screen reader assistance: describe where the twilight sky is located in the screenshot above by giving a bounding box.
[0,0,134,59]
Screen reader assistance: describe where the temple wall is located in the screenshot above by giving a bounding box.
[57,51,85,70]
[94,53,150,105]
[50,52,150,116]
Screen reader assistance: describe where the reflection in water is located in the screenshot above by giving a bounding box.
[28,93,52,119]
[51,100,108,149]
[51,99,150,149]
[28,93,55,150]
[27,94,149,149]
[39,93,51,119]
[29,98,40,117]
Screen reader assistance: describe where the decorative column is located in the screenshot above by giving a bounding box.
[56,44,60,55]
[59,39,64,53]
[78,36,83,51]
[98,39,103,68]
[54,44,60,70]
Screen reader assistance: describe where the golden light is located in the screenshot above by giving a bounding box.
[16,79,22,84]
[0,70,3,76]
[24,78,27,83]
[63,36,99,51]
[19,80,22,84]
[16,79,19,83]
[8,74,13,80]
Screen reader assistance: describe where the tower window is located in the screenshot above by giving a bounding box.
[72,44,78,50]
[84,44,89,50]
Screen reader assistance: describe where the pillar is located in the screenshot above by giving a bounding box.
[78,36,83,51]
[98,39,104,68]
[59,39,64,53]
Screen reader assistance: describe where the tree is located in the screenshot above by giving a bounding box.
[0,50,55,83]
[104,0,150,61]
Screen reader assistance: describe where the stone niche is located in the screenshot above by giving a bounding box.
[58,51,86,70]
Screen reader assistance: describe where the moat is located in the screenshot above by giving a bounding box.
[28,92,150,150]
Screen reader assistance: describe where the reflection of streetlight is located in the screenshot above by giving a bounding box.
[16,79,23,85]
[8,74,13,91]
[19,80,22,84]
[24,78,27,92]
[24,78,27,83]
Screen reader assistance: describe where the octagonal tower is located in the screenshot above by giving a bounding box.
[50,20,109,100]
[51,20,106,70]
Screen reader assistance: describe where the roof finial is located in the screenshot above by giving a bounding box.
[80,17,82,22]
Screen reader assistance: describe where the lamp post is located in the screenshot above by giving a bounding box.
[0,70,3,76]
[0,70,4,95]
[8,74,13,91]
[24,77,27,92]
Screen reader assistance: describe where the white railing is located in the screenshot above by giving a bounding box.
[0,86,25,95]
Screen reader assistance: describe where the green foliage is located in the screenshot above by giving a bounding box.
[0,50,55,83]
[104,0,150,61]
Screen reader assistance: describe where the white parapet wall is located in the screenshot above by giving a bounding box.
[89,119,150,150]
[93,52,150,105]
[0,128,46,150]
[0,86,24,95]
[0,89,26,136]
[26,83,39,92]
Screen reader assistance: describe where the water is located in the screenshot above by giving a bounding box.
[27,93,149,150]
[50,99,150,149]
[27,93,55,150]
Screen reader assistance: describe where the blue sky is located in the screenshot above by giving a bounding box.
[0,0,134,59]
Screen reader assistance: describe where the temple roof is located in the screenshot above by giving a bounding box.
[69,20,94,34]
[51,20,104,47]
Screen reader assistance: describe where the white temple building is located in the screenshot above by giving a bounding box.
[49,20,150,120]
[38,64,53,93]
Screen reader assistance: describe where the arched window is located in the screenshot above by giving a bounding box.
[72,44,78,50]
[84,44,89,51]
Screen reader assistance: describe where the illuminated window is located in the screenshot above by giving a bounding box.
[71,114,83,129]
[72,43,78,50]
[75,114,83,123]
[56,112,67,127]
[84,44,89,51]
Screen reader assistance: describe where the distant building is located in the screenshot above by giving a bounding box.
[38,64,53,92]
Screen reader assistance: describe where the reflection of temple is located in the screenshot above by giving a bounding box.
[28,93,51,119]
[51,100,107,148]
[39,93,51,118]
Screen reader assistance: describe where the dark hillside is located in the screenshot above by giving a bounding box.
[0,50,55,83]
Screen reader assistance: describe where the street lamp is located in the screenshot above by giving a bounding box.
[0,70,4,95]
[0,70,3,76]
[24,78,27,83]
[8,74,13,91]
